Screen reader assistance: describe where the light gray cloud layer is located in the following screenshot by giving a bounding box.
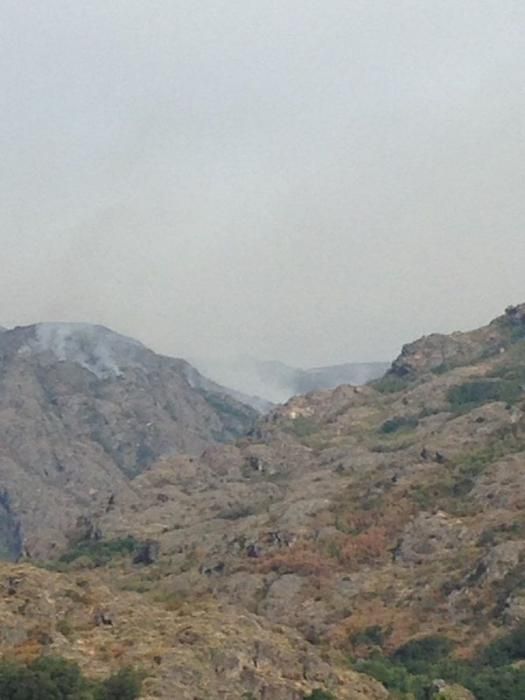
[2,1,525,366]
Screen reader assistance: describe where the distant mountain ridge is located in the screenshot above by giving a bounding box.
[193,356,389,403]
[294,360,390,394]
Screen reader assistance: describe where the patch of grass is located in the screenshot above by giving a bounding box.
[351,625,386,649]
[409,472,479,513]
[478,522,525,547]
[447,379,522,412]
[63,588,89,604]
[454,448,499,478]
[407,431,525,513]
[53,536,140,569]
[417,406,443,419]
[152,590,189,612]
[283,416,320,438]
[56,617,75,640]
[432,362,453,375]
[371,435,417,453]
[490,363,525,383]
[305,435,333,451]
[454,431,525,477]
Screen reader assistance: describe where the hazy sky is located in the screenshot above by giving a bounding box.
[2,1,525,367]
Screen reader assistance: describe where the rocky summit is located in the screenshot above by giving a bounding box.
[3,306,525,698]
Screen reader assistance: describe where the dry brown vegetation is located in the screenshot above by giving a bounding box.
[4,305,525,697]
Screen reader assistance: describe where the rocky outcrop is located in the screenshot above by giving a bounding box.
[505,303,525,330]
[395,512,473,565]
[389,304,525,377]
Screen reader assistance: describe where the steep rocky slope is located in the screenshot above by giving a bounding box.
[0,562,387,700]
[0,323,257,558]
[3,305,525,698]
[73,304,525,689]
[389,304,525,377]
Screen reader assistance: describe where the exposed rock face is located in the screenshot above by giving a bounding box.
[395,512,473,565]
[390,331,487,377]
[389,304,525,377]
[505,303,525,329]
[132,540,160,566]
[0,323,256,557]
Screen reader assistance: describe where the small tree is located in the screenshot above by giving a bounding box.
[304,690,336,700]
[95,667,142,700]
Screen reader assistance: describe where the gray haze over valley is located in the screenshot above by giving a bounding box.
[2,1,525,377]
[192,356,388,403]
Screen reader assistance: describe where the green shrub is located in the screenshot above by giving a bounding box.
[490,364,525,383]
[372,375,411,394]
[511,326,525,342]
[284,416,320,438]
[218,504,256,520]
[392,635,453,672]
[353,626,525,700]
[56,617,74,639]
[95,667,142,700]
[0,656,142,700]
[58,536,140,568]
[480,624,525,667]
[380,415,419,434]
[447,379,522,411]
[432,362,453,375]
[453,431,525,477]
[303,690,336,700]
[357,653,525,700]
[355,657,432,699]
[351,625,385,648]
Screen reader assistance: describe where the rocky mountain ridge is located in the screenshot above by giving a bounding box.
[85,303,525,696]
[3,306,525,698]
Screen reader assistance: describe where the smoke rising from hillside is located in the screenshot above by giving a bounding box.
[2,1,525,367]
